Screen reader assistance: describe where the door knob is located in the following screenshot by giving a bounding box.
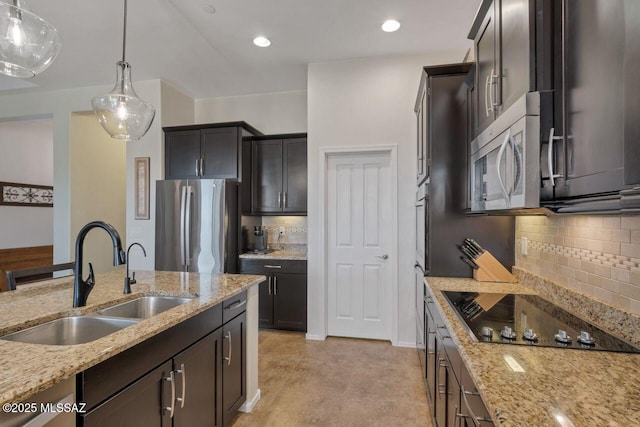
[377,254,389,260]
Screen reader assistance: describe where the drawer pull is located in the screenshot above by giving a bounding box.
[225,300,247,311]
[264,265,282,269]
[164,371,176,418]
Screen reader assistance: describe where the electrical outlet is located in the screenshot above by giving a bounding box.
[521,237,528,255]
[279,226,285,235]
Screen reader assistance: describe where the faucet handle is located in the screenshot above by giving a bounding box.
[130,271,137,285]
[86,262,95,288]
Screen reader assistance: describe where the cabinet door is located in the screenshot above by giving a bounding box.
[498,0,532,114]
[273,273,307,332]
[554,0,626,198]
[258,276,275,328]
[201,127,239,179]
[416,82,427,185]
[282,138,307,213]
[173,330,223,427]
[165,130,201,179]
[434,337,447,427]
[222,312,246,426]
[81,361,173,427]
[474,0,498,135]
[251,140,283,213]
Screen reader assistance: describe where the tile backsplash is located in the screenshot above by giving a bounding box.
[516,216,640,315]
[258,216,308,245]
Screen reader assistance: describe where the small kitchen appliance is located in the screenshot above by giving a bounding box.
[254,226,268,252]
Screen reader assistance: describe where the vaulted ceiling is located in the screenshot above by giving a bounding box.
[2,0,481,98]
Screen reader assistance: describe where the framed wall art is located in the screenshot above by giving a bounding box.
[134,157,150,220]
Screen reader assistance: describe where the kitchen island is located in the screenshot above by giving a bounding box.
[426,269,640,426]
[0,270,264,425]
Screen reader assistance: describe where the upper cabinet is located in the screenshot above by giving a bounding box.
[163,122,261,181]
[467,0,640,213]
[249,135,307,215]
[469,0,548,138]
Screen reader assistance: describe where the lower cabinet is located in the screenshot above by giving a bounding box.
[222,312,246,425]
[78,293,247,427]
[424,286,493,427]
[240,259,307,332]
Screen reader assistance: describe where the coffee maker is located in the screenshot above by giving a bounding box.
[254,226,268,252]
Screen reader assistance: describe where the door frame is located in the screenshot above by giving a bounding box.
[315,144,398,344]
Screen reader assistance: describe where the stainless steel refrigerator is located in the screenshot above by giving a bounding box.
[155,179,239,273]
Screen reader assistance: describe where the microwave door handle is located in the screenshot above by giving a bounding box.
[495,129,511,207]
[509,131,522,195]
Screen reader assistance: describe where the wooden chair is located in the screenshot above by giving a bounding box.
[5,262,76,291]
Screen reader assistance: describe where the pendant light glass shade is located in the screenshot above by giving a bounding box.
[92,61,155,140]
[0,0,61,78]
[92,0,155,141]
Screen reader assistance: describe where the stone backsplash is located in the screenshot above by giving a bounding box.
[516,215,640,315]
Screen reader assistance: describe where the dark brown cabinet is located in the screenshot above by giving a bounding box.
[82,361,173,427]
[250,135,307,214]
[222,312,246,426]
[424,286,492,427]
[164,122,261,181]
[469,0,548,138]
[78,296,247,427]
[240,259,307,332]
[551,0,640,201]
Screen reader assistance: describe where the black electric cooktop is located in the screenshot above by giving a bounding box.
[442,291,640,354]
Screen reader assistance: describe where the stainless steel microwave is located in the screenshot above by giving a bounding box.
[470,92,545,212]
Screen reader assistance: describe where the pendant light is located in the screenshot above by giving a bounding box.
[91,0,155,141]
[0,0,61,78]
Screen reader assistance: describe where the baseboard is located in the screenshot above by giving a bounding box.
[305,333,326,341]
[396,340,417,348]
[239,388,261,413]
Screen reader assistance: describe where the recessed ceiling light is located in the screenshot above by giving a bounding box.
[381,19,401,32]
[253,36,271,47]
[204,5,216,14]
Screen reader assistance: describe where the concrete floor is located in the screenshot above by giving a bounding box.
[232,330,433,426]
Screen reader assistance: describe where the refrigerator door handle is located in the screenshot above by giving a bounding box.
[185,186,193,266]
[179,186,187,267]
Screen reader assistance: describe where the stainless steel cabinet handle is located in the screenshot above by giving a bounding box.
[225,331,232,366]
[164,371,176,418]
[195,159,199,176]
[547,128,565,187]
[199,158,204,176]
[283,191,287,208]
[461,386,493,426]
[273,275,278,295]
[490,69,501,109]
[264,265,282,269]
[268,276,272,295]
[485,73,492,117]
[278,192,282,208]
[226,300,247,310]
[176,363,186,409]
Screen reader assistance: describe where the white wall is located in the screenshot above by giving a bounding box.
[0,118,54,249]
[307,51,466,346]
[195,90,307,134]
[70,112,126,274]
[0,80,164,267]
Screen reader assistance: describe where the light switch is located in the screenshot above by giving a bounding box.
[521,237,528,255]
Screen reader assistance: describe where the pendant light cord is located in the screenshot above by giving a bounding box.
[122,0,127,62]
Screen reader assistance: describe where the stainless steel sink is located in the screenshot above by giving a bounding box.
[0,316,139,346]
[96,296,194,319]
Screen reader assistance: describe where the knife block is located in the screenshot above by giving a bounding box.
[473,251,517,283]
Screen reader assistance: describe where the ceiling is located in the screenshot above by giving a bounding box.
[3,0,481,98]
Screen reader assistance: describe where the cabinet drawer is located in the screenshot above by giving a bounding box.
[223,291,247,323]
[239,259,306,274]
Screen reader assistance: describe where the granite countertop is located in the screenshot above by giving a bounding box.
[0,269,265,405]
[239,249,307,261]
[426,269,640,426]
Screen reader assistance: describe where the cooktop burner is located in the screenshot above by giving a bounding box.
[442,291,640,353]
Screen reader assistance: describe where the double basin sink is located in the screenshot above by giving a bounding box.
[0,296,194,346]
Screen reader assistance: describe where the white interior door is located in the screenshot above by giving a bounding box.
[327,151,393,340]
